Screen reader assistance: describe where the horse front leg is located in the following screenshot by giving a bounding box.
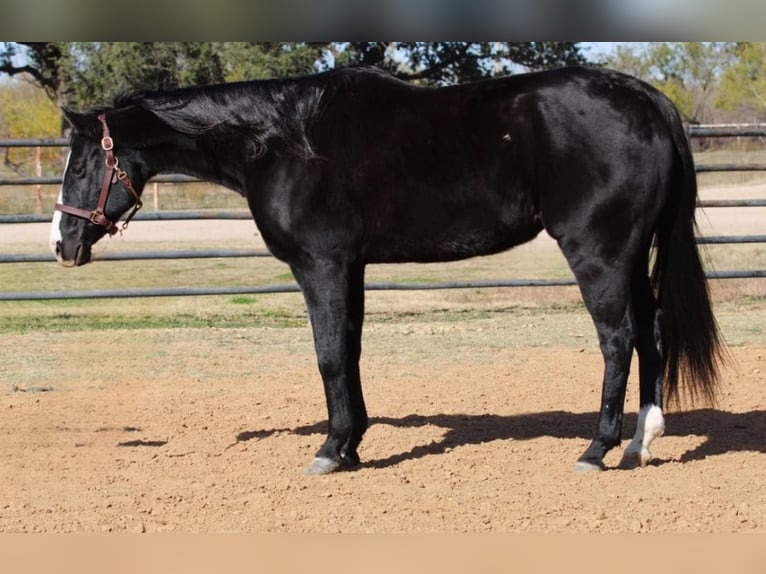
[291,255,368,475]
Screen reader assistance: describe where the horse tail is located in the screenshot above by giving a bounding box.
[650,93,726,406]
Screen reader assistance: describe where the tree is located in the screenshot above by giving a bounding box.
[219,42,330,82]
[0,42,331,111]
[716,43,766,120]
[1,42,589,111]
[0,79,61,175]
[606,43,653,80]
[337,42,586,85]
[0,42,63,103]
[606,42,733,124]
[57,43,227,110]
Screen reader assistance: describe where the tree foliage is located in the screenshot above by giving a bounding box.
[58,43,226,109]
[219,42,330,82]
[0,42,63,101]
[716,43,766,119]
[338,42,586,85]
[607,42,732,123]
[0,80,61,174]
[1,42,587,112]
[9,42,766,129]
[606,42,766,124]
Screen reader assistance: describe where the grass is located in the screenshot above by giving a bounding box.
[0,287,583,335]
[0,257,575,335]
[694,145,766,188]
[0,304,308,333]
[229,295,258,305]
[1,229,764,336]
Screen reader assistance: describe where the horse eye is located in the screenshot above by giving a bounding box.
[69,163,85,178]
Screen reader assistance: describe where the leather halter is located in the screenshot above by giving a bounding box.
[55,113,143,236]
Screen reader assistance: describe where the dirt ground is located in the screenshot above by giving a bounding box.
[1,328,765,533]
[0,183,765,533]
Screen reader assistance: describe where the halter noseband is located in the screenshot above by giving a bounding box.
[55,113,143,236]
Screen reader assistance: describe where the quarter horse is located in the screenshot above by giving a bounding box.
[50,65,724,474]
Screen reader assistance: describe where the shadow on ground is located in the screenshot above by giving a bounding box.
[236,409,766,469]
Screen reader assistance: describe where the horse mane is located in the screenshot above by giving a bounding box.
[113,75,328,160]
[111,67,399,160]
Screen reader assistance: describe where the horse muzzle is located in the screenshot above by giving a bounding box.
[53,240,92,267]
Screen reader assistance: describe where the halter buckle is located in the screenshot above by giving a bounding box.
[101,136,114,151]
[89,209,105,225]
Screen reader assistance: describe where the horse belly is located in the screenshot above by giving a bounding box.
[363,201,543,264]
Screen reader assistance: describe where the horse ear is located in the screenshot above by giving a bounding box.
[61,107,102,139]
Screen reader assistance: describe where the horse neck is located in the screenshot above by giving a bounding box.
[135,77,324,192]
[150,133,247,193]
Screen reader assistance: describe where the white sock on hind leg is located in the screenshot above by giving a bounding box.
[624,404,665,467]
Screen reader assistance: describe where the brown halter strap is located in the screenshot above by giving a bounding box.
[55,113,143,236]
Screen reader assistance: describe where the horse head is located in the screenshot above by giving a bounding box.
[51,107,156,267]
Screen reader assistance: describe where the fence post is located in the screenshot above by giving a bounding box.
[34,146,42,214]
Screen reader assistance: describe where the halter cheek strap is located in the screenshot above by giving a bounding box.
[55,113,143,236]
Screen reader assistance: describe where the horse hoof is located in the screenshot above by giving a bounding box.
[305,457,341,475]
[573,460,605,473]
[620,448,652,469]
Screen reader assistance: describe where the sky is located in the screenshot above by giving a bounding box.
[583,42,618,59]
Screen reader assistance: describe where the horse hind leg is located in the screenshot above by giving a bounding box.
[573,299,636,471]
[621,271,665,468]
[557,236,637,471]
[621,401,665,468]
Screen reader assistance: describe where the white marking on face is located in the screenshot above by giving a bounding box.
[624,404,665,467]
[49,152,70,258]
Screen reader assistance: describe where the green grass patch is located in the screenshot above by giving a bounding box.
[229,295,258,305]
[0,306,307,333]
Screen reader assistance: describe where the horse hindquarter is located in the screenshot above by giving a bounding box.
[534,72,677,469]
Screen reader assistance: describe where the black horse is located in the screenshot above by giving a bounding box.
[50,65,724,474]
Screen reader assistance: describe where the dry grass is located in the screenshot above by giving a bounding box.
[1,241,764,348]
